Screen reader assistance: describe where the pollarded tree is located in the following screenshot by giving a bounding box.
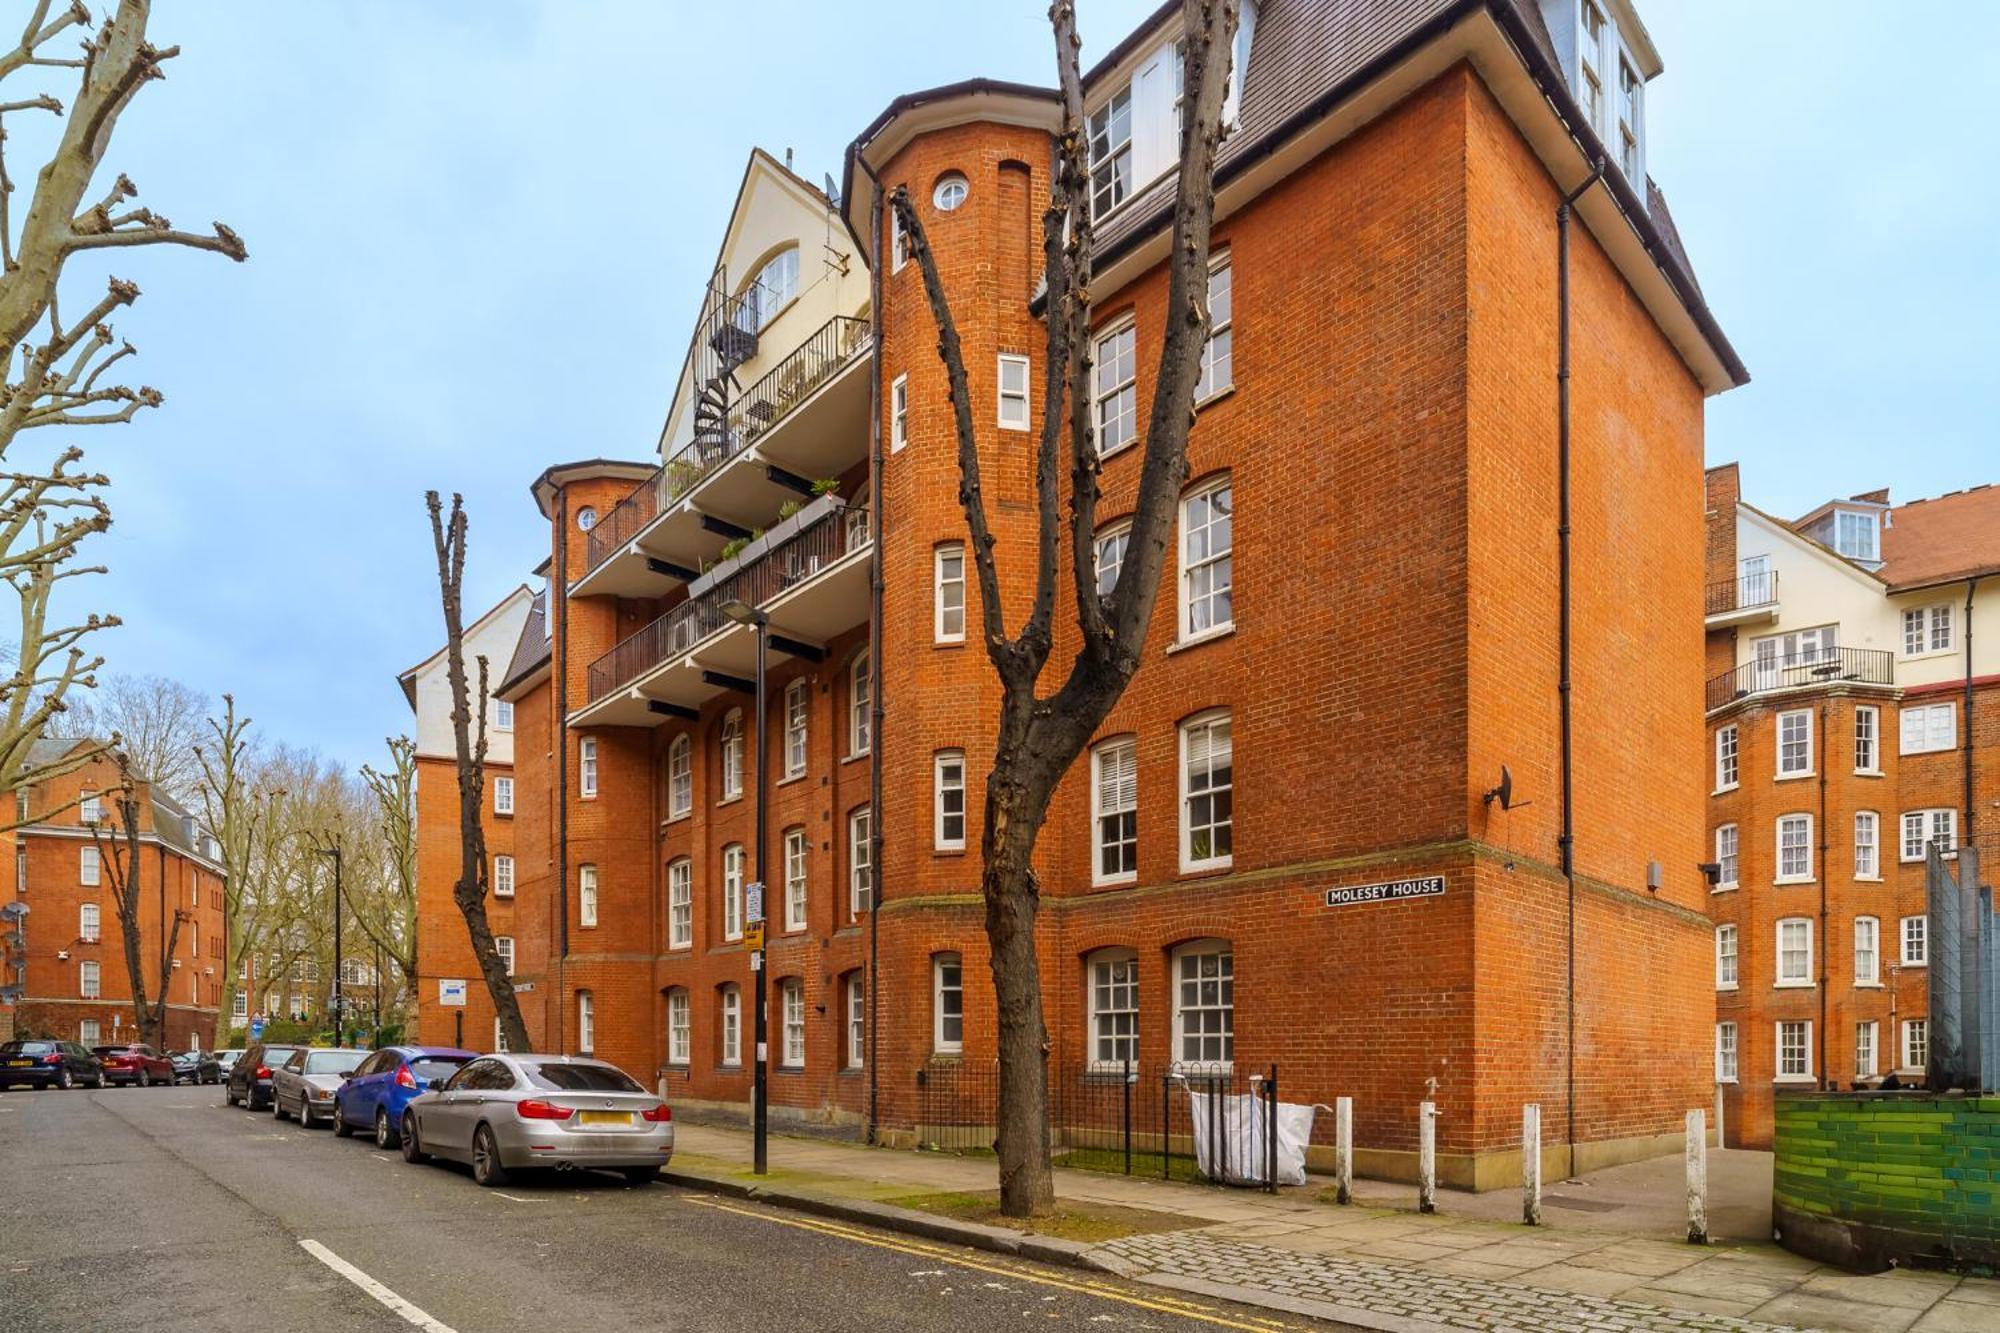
[886,0,1238,1216]
[353,735,419,1013]
[93,752,184,1048]
[0,1,245,816]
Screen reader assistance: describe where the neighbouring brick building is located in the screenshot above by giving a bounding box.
[1,738,228,1049]
[1704,467,1998,1148]
[410,0,1750,1188]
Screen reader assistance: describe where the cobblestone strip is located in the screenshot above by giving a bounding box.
[1097,1232,1812,1333]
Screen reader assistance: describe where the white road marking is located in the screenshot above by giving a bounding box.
[493,1192,540,1204]
[298,1239,457,1333]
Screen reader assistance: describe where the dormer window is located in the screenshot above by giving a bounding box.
[1834,510,1879,563]
[1581,1,1606,127]
[1088,88,1132,218]
[1617,57,1642,178]
[1571,0,1647,194]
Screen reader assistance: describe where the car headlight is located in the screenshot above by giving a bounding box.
[311,1088,333,1100]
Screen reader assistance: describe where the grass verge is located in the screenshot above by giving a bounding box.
[883,1189,1197,1244]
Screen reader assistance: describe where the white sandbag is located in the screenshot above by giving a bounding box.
[1188,1089,1316,1186]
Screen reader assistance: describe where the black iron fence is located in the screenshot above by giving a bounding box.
[911,1059,1282,1192]
[1705,645,1893,712]
[1705,570,1778,616]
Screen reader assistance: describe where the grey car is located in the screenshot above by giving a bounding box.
[399,1054,673,1188]
[271,1047,367,1127]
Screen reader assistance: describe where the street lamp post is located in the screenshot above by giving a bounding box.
[722,597,771,1175]
[314,840,344,1048]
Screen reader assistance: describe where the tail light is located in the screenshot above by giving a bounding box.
[42,1054,62,1065]
[255,1065,271,1079]
[515,1099,574,1121]
[394,1065,417,1090]
[641,1103,672,1123]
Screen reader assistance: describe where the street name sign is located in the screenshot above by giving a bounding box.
[1323,875,1445,908]
[439,979,468,1006]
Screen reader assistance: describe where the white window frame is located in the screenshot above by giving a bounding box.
[783,680,809,780]
[79,901,99,942]
[719,710,744,802]
[493,854,515,898]
[1899,702,1956,756]
[848,806,872,918]
[493,776,514,815]
[1094,521,1130,604]
[934,750,966,852]
[1087,949,1140,1069]
[79,845,100,887]
[1179,710,1234,872]
[79,960,99,999]
[79,790,101,824]
[1854,916,1880,986]
[1835,509,1879,562]
[849,650,872,756]
[1086,84,1133,219]
[1194,254,1233,402]
[667,859,693,950]
[933,174,968,212]
[934,544,966,644]
[932,953,964,1054]
[722,844,744,942]
[1091,736,1139,886]
[1854,705,1879,774]
[721,985,742,1065]
[1776,1019,1813,1082]
[1172,942,1234,1070]
[1901,915,1927,967]
[1715,1021,1737,1084]
[1776,917,1813,988]
[1714,824,1739,891]
[1900,808,1957,863]
[845,974,865,1070]
[1901,604,1953,657]
[1179,477,1234,642]
[781,978,805,1069]
[666,990,690,1065]
[494,699,514,731]
[1853,812,1879,880]
[1901,1018,1928,1073]
[230,993,247,1022]
[1776,709,1813,778]
[1091,320,1137,458]
[578,864,598,929]
[890,374,908,450]
[783,827,808,932]
[1776,814,1813,884]
[997,354,1030,431]
[1714,924,1737,990]
[667,734,693,819]
[579,736,599,799]
[577,991,594,1053]
[495,935,514,976]
[1855,1020,1877,1079]
[1714,725,1738,792]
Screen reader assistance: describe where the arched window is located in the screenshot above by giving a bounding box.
[745,248,799,330]
[722,844,745,941]
[666,858,693,949]
[1171,940,1233,1070]
[849,651,872,755]
[1179,710,1233,871]
[719,984,742,1065]
[1086,948,1138,1068]
[720,709,744,800]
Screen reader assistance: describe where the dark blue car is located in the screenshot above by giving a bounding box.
[332,1045,476,1148]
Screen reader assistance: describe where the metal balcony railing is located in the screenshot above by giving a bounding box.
[1705,570,1779,616]
[586,504,870,703]
[581,314,872,578]
[1705,645,1893,712]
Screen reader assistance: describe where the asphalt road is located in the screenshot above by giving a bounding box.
[0,1083,1324,1332]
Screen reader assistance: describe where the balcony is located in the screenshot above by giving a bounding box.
[1705,571,1779,628]
[573,314,872,600]
[573,495,871,728]
[1705,645,1893,713]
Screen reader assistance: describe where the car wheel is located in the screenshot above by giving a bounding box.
[622,1166,660,1186]
[399,1112,427,1164]
[225,1085,238,1107]
[471,1124,510,1188]
[92,1070,106,1090]
[375,1109,398,1150]
[137,1068,151,1089]
[56,1068,74,1091]
[333,1105,354,1137]
[272,1092,285,1119]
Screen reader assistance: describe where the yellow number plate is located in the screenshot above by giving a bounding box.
[578,1110,632,1127]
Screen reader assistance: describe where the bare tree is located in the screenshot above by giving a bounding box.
[0,1,244,813]
[353,734,418,1011]
[886,0,1237,1216]
[192,693,258,1032]
[427,491,528,1053]
[95,752,184,1047]
[85,672,206,795]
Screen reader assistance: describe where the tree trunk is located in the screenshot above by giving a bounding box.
[983,747,1061,1215]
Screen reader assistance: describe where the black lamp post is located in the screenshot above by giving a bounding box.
[313,840,344,1047]
[722,596,770,1175]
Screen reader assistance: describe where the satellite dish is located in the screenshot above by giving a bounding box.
[0,901,28,920]
[823,172,842,209]
[1482,765,1518,811]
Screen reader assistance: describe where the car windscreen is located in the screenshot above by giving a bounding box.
[255,1047,298,1067]
[2,1041,54,1055]
[303,1051,367,1076]
[409,1057,469,1082]
[524,1063,645,1094]
[91,1046,124,1057]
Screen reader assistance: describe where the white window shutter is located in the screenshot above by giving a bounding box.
[1131,44,1177,188]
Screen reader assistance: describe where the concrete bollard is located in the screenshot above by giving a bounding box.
[1334,1096,1354,1204]
[1418,1101,1437,1214]
[1685,1108,1708,1244]
[1522,1103,1542,1226]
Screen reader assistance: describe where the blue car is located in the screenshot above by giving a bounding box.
[332,1045,476,1148]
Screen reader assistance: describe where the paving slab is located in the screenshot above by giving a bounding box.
[1797,1271,1965,1311]
[1911,1299,2000,1332]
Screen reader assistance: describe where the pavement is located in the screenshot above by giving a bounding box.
[0,1083,1341,1332]
[664,1122,2000,1333]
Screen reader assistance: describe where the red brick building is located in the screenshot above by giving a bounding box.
[411,0,1748,1188]
[1704,468,1997,1147]
[1,739,228,1049]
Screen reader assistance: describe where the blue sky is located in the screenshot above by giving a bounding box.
[47,2,1999,769]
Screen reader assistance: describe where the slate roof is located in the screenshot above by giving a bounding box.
[498,590,552,698]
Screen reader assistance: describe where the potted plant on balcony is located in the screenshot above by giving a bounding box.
[688,491,850,600]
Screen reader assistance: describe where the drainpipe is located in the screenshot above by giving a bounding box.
[1556,159,1602,1168]
[859,156,887,1146]
[1818,695,1830,1086]
[1965,578,1978,847]
[557,498,570,1055]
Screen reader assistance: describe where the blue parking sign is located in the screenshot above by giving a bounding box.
[249,1016,265,1039]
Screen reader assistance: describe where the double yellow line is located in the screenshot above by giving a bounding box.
[683,1195,1307,1331]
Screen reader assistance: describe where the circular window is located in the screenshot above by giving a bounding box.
[576,506,598,532]
[933,174,968,212]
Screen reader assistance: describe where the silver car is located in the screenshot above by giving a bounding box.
[399,1054,674,1188]
[271,1047,367,1128]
